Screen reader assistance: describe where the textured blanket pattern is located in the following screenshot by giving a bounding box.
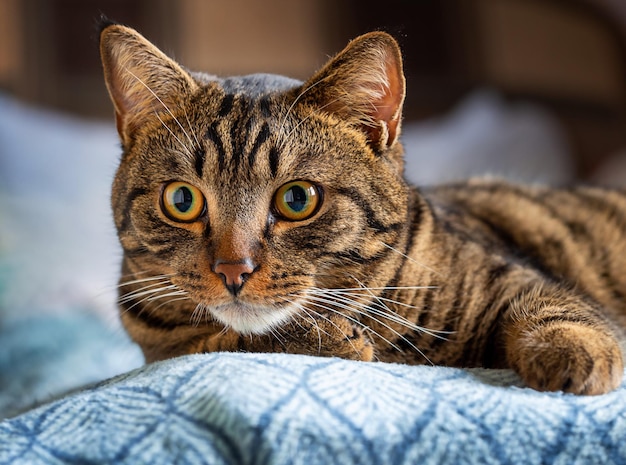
[1,353,625,465]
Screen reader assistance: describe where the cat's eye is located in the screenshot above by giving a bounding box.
[161,181,206,222]
[274,180,321,221]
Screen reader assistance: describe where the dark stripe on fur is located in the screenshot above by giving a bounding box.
[120,299,183,331]
[487,262,512,284]
[427,319,459,361]
[178,270,203,281]
[218,94,235,117]
[152,245,178,260]
[534,313,597,327]
[259,96,272,118]
[336,187,401,234]
[450,273,468,319]
[268,146,280,178]
[380,196,425,312]
[119,187,147,232]
[573,189,626,226]
[416,285,437,330]
[568,190,626,301]
[205,123,227,172]
[472,214,558,279]
[230,120,243,170]
[122,246,149,258]
[230,100,254,171]
[479,300,511,367]
[332,247,391,265]
[194,147,206,178]
[248,122,270,167]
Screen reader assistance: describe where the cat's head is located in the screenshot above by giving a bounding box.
[100,23,411,338]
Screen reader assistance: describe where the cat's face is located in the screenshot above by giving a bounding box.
[101,24,409,336]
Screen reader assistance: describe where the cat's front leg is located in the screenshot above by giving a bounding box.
[502,286,624,395]
[189,314,374,361]
[281,312,375,361]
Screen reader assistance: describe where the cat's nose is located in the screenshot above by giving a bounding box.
[213,259,256,296]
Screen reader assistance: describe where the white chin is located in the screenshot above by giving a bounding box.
[210,303,296,335]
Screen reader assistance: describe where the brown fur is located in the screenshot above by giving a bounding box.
[100,23,626,395]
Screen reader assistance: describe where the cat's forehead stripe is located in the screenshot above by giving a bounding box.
[248,122,270,168]
[204,123,227,173]
[202,97,277,178]
[217,93,235,117]
[268,146,280,179]
[193,147,205,179]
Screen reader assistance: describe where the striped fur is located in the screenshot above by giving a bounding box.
[100,24,626,395]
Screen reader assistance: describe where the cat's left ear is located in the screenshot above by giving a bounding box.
[99,23,198,147]
[301,32,405,152]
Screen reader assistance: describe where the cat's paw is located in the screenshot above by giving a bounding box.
[507,323,623,395]
[291,314,375,361]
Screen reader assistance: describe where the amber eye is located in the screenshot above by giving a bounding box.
[274,180,321,221]
[161,181,205,222]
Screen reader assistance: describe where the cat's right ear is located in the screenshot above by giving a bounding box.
[299,32,406,154]
[99,24,198,146]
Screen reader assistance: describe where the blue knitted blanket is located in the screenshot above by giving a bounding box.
[2,349,625,465]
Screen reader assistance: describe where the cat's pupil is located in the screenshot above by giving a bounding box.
[284,186,308,212]
[173,187,193,213]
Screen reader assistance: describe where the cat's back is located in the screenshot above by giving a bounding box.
[421,179,626,314]
[424,178,626,233]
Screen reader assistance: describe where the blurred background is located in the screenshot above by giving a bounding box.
[1,0,626,417]
[1,0,625,177]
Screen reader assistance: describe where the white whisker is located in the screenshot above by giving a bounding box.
[149,296,191,313]
[348,276,451,340]
[279,97,344,150]
[154,111,194,159]
[146,290,188,302]
[311,285,436,292]
[267,326,289,351]
[301,294,405,354]
[380,241,443,277]
[298,301,364,357]
[303,292,434,365]
[118,274,176,286]
[115,273,190,323]
[97,274,175,297]
[124,67,196,151]
[279,296,326,352]
[191,303,207,327]
[118,283,178,304]
[278,76,329,139]
[183,107,202,150]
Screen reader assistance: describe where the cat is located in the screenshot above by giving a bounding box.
[99,20,626,395]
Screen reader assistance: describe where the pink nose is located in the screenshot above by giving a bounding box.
[213,260,255,295]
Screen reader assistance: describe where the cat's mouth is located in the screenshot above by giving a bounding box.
[209,302,297,335]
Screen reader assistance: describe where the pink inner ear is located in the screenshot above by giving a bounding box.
[371,56,404,147]
[102,54,144,143]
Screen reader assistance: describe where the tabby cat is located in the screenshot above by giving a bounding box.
[99,22,626,395]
